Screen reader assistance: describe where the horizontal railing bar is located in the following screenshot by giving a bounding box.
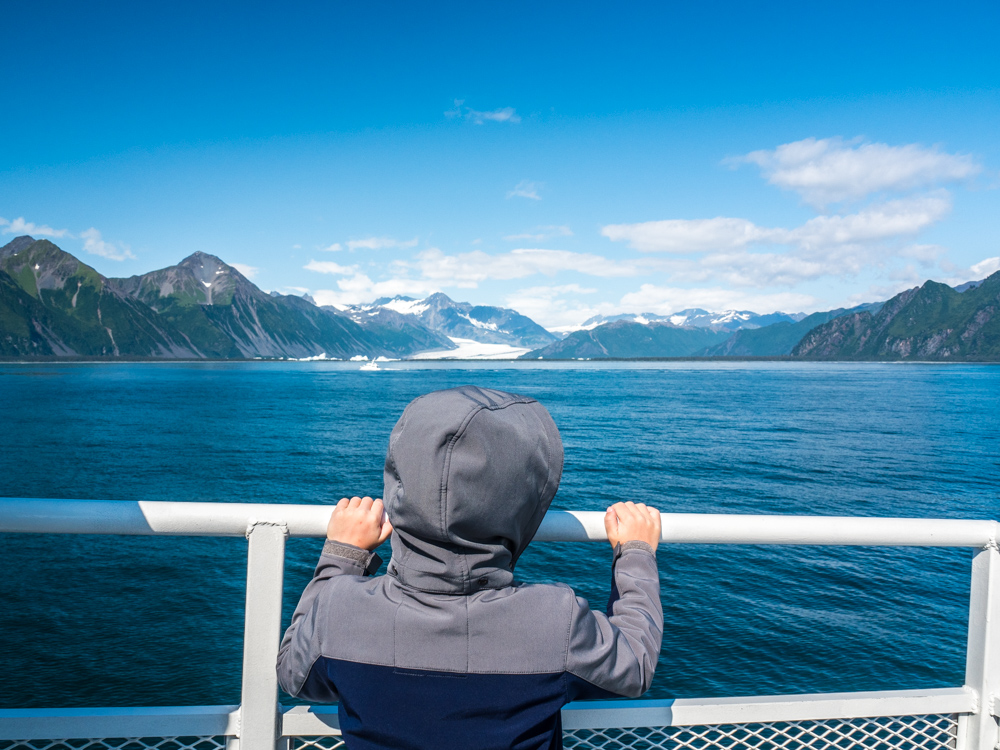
[0,705,240,741]
[0,689,973,740]
[560,687,978,730]
[1,499,996,547]
[281,706,341,736]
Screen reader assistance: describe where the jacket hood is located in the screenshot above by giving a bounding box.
[383,386,563,594]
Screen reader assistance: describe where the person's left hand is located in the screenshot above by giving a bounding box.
[327,496,393,550]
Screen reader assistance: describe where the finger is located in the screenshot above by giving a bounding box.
[377,519,393,545]
[616,502,637,522]
[348,496,362,508]
[603,507,618,537]
[336,497,350,509]
[360,496,374,511]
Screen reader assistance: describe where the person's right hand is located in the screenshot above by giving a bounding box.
[605,501,661,551]
[327,496,393,551]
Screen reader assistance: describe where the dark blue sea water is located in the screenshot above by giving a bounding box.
[1,361,998,708]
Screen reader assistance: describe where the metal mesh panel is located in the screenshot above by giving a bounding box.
[563,714,958,750]
[290,738,345,750]
[0,739,225,750]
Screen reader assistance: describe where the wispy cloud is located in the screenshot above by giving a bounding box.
[231,263,259,279]
[504,225,573,241]
[320,242,343,252]
[503,285,604,329]
[603,217,763,253]
[602,195,951,255]
[304,260,360,275]
[346,236,418,251]
[0,216,70,238]
[507,180,542,201]
[412,247,636,287]
[445,99,521,124]
[971,256,1000,277]
[80,227,134,260]
[731,137,980,207]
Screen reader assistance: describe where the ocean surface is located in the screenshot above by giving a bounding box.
[0,361,998,708]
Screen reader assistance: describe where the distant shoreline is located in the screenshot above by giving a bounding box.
[1,356,997,365]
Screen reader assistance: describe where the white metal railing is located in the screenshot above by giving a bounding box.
[0,499,997,750]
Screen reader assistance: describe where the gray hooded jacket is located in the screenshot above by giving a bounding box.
[277,386,662,750]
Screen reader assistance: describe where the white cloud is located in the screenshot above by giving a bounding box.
[503,284,605,329]
[602,195,951,258]
[504,225,573,241]
[311,274,440,308]
[0,216,70,238]
[445,99,521,124]
[413,247,636,286]
[971,256,1000,277]
[507,180,542,201]
[733,137,980,206]
[79,227,134,261]
[320,242,343,252]
[304,260,359,275]
[898,244,947,266]
[779,195,951,250]
[602,217,764,253]
[231,263,259,279]
[516,283,598,298]
[346,237,418,251]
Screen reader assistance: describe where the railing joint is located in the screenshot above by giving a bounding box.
[245,518,289,540]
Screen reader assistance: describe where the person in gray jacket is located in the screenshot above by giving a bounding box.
[277,385,662,750]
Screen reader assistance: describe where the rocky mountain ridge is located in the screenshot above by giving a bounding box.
[793,274,1000,360]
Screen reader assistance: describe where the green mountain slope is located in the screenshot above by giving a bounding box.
[700,304,882,356]
[0,269,61,355]
[522,320,731,359]
[793,272,1000,360]
[109,252,381,359]
[0,238,200,357]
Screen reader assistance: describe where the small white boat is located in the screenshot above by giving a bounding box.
[359,360,381,371]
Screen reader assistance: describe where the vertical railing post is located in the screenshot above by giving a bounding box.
[959,540,1000,750]
[235,521,288,750]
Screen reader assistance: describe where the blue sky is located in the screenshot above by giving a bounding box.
[3,1,999,328]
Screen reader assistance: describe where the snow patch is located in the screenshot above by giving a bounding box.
[201,281,212,287]
[459,313,499,331]
[381,298,429,316]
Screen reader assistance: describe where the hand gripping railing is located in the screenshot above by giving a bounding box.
[0,499,998,750]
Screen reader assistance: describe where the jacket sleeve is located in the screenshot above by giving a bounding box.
[276,541,381,701]
[564,541,663,699]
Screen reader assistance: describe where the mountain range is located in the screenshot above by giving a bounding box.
[1,235,997,361]
[0,237,543,359]
[578,309,804,332]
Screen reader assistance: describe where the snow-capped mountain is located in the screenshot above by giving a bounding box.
[574,309,804,333]
[336,292,559,349]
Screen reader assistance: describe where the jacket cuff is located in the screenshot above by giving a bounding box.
[614,540,655,558]
[322,540,383,576]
